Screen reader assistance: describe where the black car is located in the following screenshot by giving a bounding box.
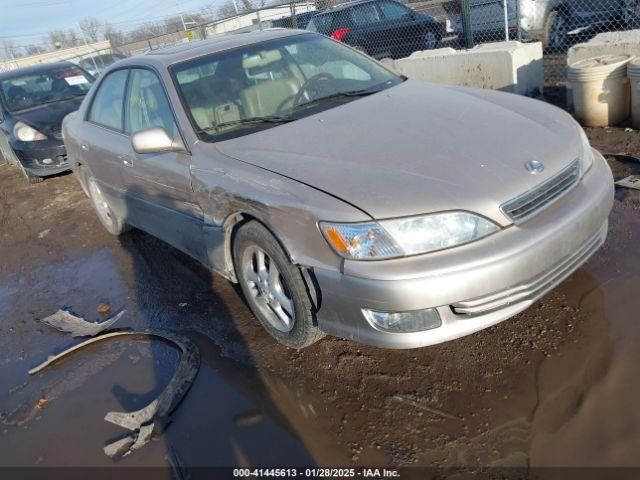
[270,11,317,29]
[0,61,93,184]
[79,52,126,77]
[307,0,444,59]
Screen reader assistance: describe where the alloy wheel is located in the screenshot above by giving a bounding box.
[89,179,113,227]
[241,245,295,333]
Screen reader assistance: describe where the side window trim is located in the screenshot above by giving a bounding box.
[121,68,132,134]
[84,67,130,134]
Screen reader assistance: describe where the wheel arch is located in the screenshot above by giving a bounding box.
[222,211,321,309]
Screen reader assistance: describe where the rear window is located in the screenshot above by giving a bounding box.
[0,64,93,112]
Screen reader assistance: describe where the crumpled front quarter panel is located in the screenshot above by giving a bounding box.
[190,142,370,272]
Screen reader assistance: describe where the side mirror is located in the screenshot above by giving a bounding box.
[131,127,185,154]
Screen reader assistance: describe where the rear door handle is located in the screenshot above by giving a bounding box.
[81,144,88,151]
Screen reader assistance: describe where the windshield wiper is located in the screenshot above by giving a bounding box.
[294,86,385,110]
[200,115,294,133]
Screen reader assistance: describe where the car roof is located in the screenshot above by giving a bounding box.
[315,0,376,14]
[122,29,310,68]
[0,61,79,81]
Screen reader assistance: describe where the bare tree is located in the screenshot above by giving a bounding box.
[48,30,70,48]
[1,40,21,60]
[217,0,240,17]
[25,44,43,55]
[79,17,104,43]
[199,2,219,18]
[103,23,126,46]
[67,29,80,47]
[163,17,185,33]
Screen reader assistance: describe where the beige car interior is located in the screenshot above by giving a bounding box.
[181,48,305,130]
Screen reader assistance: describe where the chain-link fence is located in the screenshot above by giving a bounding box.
[0,43,119,76]
[12,0,634,96]
[194,0,639,89]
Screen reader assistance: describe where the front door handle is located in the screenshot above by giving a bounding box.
[118,154,133,167]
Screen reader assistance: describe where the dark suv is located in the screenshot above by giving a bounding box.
[307,0,444,59]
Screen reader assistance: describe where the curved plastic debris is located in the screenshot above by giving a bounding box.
[28,329,200,459]
[29,331,135,375]
[41,309,125,337]
[103,330,199,430]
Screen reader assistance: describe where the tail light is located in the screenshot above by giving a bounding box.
[331,27,350,41]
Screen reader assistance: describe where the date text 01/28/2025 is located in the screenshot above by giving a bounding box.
[232,468,400,478]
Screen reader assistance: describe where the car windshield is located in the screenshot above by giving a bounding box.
[172,33,402,141]
[0,64,93,112]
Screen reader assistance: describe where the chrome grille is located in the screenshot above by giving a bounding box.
[501,160,581,223]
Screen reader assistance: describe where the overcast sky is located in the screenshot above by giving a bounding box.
[0,0,219,48]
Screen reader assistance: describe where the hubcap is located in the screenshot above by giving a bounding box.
[241,246,295,333]
[89,179,113,226]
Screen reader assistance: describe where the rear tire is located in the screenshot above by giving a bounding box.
[543,10,569,52]
[86,175,129,236]
[233,221,324,349]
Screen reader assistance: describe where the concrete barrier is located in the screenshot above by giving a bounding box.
[387,41,544,97]
[568,30,640,65]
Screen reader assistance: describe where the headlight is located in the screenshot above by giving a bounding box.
[579,128,593,174]
[320,211,500,260]
[13,121,46,142]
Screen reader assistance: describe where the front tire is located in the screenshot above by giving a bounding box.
[18,163,43,184]
[233,221,324,349]
[87,176,129,236]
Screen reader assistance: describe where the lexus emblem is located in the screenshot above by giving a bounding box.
[525,160,544,174]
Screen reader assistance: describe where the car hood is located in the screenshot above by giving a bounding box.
[13,96,85,136]
[215,80,582,225]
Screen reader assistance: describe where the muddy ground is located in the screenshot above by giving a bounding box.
[0,126,639,473]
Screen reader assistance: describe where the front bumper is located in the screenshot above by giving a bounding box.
[13,139,70,177]
[313,151,614,348]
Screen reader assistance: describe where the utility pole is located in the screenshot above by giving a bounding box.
[502,0,509,40]
[78,23,99,74]
[176,0,188,30]
[461,0,473,49]
[291,1,298,29]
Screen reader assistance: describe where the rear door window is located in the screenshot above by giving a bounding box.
[307,14,334,34]
[351,3,382,25]
[379,1,410,20]
[87,69,128,130]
